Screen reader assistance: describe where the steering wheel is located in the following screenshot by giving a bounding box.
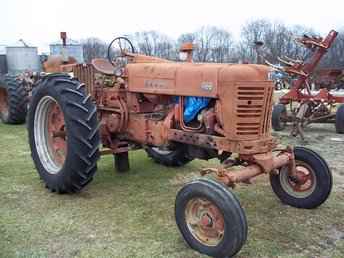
[107,37,135,68]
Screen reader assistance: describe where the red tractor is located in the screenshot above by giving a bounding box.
[27,38,332,257]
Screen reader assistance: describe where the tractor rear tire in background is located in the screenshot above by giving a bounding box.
[335,104,344,133]
[272,104,287,131]
[145,145,193,167]
[270,147,332,209]
[27,74,100,193]
[175,179,247,258]
[0,75,28,124]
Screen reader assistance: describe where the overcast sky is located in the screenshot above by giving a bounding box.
[1,0,343,53]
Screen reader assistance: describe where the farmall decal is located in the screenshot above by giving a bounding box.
[144,79,169,89]
[200,82,213,92]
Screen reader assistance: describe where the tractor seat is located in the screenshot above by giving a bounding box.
[91,58,115,75]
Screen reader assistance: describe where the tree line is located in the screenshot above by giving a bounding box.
[82,19,344,68]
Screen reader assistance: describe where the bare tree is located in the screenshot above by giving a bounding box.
[321,28,344,68]
[238,19,318,64]
[178,26,234,63]
[82,38,107,63]
[80,20,341,69]
[129,31,177,59]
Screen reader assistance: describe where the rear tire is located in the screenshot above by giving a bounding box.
[335,104,344,133]
[175,179,247,258]
[272,104,287,131]
[270,147,332,209]
[28,74,100,193]
[0,74,28,124]
[145,145,193,167]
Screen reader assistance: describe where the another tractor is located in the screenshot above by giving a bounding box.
[270,30,344,139]
[27,37,333,258]
[0,32,77,124]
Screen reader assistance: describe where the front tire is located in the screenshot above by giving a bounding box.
[0,74,28,124]
[270,147,332,209]
[175,179,247,258]
[28,74,100,193]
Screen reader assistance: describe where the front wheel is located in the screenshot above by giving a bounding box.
[28,74,100,193]
[175,179,247,258]
[270,147,332,209]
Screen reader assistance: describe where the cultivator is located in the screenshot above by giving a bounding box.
[26,37,333,257]
[270,30,344,139]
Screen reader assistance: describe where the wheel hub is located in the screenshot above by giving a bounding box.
[47,103,66,167]
[287,166,315,192]
[185,198,224,246]
[280,161,316,198]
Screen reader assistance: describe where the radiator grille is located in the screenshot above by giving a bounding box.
[235,83,273,137]
[73,64,95,97]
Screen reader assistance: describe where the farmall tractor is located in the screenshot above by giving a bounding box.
[27,38,333,258]
[0,32,77,124]
[270,30,344,139]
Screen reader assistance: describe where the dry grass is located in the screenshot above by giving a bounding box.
[0,123,343,258]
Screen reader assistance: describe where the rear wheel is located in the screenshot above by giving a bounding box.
[175,179,247,258]
[0,75,28,124]
[270,147,332,209]
[145,145,193,167]
[272,104,287,131]
[335,104,344,133]
[28,74,100,193]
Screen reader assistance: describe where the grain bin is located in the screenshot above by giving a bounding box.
[50,38,84,63]
[6,46,40,73]
[0,45,7,74]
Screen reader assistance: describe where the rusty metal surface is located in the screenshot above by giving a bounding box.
[201,148,294,187]
[43,55,77,73]
[73,64,95,98]
[127,63,270,97]
[91,58,115,75]
[66,49,294,188]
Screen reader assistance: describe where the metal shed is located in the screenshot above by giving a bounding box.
[50,38,84,63]
[6,46,41,73]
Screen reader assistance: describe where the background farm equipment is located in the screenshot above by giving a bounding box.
[270,69,291,90]
[0,33,78,124]
[26,37,333,257]
[312,68,344,90]
[270,30,344,139]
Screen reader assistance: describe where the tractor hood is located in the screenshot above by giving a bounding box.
[127,62,272,97]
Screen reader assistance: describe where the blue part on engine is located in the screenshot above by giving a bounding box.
[183,96,210,123]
